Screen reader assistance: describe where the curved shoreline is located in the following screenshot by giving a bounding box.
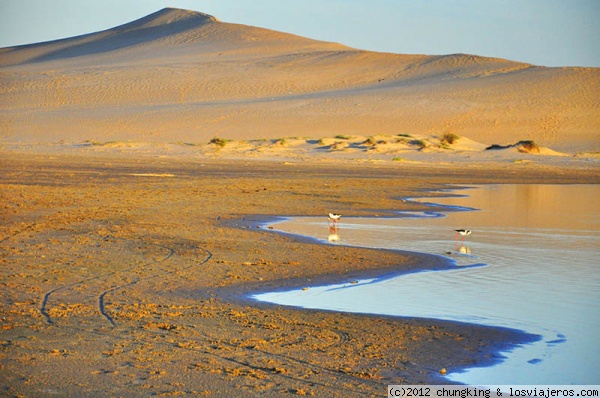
[234,184,600,384]
[220,213,540,383]
[3,154,597,396]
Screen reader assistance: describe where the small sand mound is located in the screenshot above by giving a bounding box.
[486,140,567,156]
[538,147,569,156]
[439,135,488,152]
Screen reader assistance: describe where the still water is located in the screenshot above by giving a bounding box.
[252,185,600,384]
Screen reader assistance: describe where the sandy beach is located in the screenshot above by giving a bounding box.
[1,151,598,397]
[1,7,599,396]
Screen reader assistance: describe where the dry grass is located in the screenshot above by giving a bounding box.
[440,133,460,146]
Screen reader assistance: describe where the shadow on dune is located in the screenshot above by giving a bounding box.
[11,8,217,65]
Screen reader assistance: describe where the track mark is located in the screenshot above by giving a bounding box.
[98,245,211,326]
[39,236,166,325]
[98,244,175,326]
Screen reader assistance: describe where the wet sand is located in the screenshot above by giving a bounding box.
[1,152,598,397]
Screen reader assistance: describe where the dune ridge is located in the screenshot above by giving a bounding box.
[0,8,598,153]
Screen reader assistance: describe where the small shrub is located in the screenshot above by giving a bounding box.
[209,137,228,148]
[392,157,405,162]
[363,137,377,146]
[335,134,351,140]
[397,133,413,138]
[517,140,540,153]
[441,133,460,146]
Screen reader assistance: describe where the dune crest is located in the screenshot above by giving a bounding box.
[0,8,598,153]
[127,7,219,27]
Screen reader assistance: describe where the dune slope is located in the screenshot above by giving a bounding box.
[0,7,598,152]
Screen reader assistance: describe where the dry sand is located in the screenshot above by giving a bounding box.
[1,8,599,153]
[1,7,599,397]
[1,152,598,397]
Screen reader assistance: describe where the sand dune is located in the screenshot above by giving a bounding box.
[0,7,598,152]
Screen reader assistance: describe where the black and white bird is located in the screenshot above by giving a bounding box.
[328,213,342,223]
[455,229,472,241]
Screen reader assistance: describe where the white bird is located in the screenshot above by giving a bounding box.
[455,229,472,241]
[328,213,342,223]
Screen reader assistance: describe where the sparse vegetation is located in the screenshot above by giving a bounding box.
[392,157,406,162]
[363,137,377,146]
[440,133,460,146]
[410,139,428,149]
[335,134,351,140]
[517,140,540,153]
[486,140,540,153]
[330,142,348,151]
[209,137,229,148]
[397,134,413,138]
[486,144,509,150]
[86,140,124,147]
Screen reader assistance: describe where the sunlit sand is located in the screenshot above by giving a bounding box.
[1,7,599,396]
[1,8,598,155]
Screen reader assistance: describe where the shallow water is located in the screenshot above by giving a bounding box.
[252,184,600,384]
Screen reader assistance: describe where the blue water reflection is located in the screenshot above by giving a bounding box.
[253,185,600,384]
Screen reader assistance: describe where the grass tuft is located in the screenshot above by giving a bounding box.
[440,133,460,146]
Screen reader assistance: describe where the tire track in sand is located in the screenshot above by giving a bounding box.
[98,244,212,326]
[40,236,176,325]
[97,243,175,326]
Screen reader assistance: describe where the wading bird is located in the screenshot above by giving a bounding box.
[455,229,472,241]
[328,213,342,223]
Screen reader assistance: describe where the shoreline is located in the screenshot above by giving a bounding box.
[220,196,543,383]
[221,240,541,384]
[1,152,597,396]
[236,184,600,384]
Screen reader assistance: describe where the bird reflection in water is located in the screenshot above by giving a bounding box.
[328,224,340,242]
[454,229,473,256]
[327,213,342,242]
[456,244,471,255]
